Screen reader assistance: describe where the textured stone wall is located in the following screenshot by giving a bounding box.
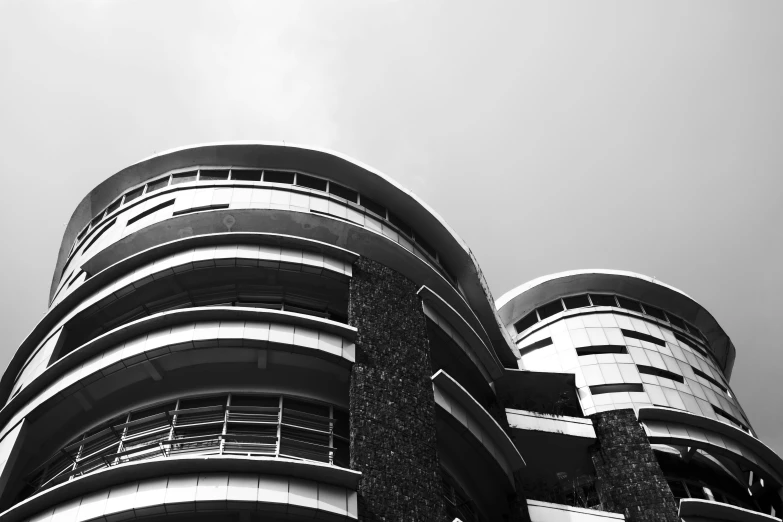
[348,257,448,521]
[590,409,679,522]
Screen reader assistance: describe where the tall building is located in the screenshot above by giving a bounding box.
[0,143,778,522]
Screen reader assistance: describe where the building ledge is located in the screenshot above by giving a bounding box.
[678,498,781,522]
[526,499,624,521]
[0,457,360,522]
[506,409,595,439]
[419,285,504,379]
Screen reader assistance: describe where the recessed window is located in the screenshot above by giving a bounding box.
[329,182,358,203]
[576,345,627,356]
[563,294,590,310]
[263,170,295,184]
[642,304,667,321]
[105,198,122,215]
[537,299,564,320]
[76,226,89,242]
[295,173,327,191]
[637,365,684,383]
[388,212,413,237]
[360,194,386,218]
[199,169,230,181]
[514,311,538,334]
[674,332,710,359]
[589,294,617,307]
[127,199,175,226]
[667,314,686,330]
[415,235,437,259]
[616,297,643,313]
[692,367,728,393]
[621,329,666,347]
[171,171,198,185]
[685,321,706,341]
[229,169,261,182]
[124,186,144,204]
[172,203,230,216]
[712,404,748,431]
[90,213,104,229]
[519,337,553,354]
[83,219,116,252]
[145,177,169,193]
[589,383,644,395]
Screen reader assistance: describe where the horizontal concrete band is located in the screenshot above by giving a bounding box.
[432,370,524,486]
[505,409,596,439]
[419,286,503,380]
[0,315,355,442]
[4,234,357,407]
[4,464,359,522]
[677,498,781,522]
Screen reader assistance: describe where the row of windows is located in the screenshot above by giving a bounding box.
[23,393,348,500]
[513,293,708,345]
[68,167,455,282]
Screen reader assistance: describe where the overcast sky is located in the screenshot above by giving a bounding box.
[1,1,782,454]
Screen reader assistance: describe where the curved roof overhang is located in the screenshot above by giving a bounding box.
[496,269,736,379]
[51,142,517,365]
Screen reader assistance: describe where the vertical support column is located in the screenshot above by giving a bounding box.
[590,409,679,522]
[348,257,447,521]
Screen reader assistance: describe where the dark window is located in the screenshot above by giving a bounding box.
[90,213,104,229]
[621,329,666,347]
[520,337,553,354]
[171,171,198,185]
[692,367,728,393]
[199,169,230,181]
[616,297,643,313]
[685,321,706,341]
[179,395,227,410]
[711,404,748,431]
[360,194,386,218]
[105,198,122,215]
[537,299,564,320]
[674,332,710,358]
[295,173,327,191]
[230,395,278,408]
[329,182,358,203]
[576,345,627,356]
[666,313,686,330]
[415,236,438,260]
[514,311,538,333]
[590,383,644,394]
[637,365,684,383]
[230,169,262,182]
[263,170,295,184]
[172,203,230,216]
[563,294,590,309]
[388,212,413,237]
[642,304,667,321]
[127,199,175,226]
[76,227,89,242]
[589,294,617,307]
[124,187,144,204]
[145,177,169,193]
[83,219,116,252]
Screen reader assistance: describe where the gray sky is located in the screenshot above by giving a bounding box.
[2,1,782,453]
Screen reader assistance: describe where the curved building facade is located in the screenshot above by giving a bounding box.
[0,143,778,522]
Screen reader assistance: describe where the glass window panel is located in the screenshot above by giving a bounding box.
[616,297,643,313]
[589,294,617,307]
[295,173,327,191]
[264,170,295,184]
[563,294,590,309]
[199,169,230,181]
[171,171,198,185]
[537,299,564,320]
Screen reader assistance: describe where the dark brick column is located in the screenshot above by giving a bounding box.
[348,257,448,521]
[590,409,679,522]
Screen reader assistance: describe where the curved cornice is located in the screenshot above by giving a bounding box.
[496,269,736,379]
[51,142,517,368]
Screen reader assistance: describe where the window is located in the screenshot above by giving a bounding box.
[576,345,627,356]
[589,294,617,307]
[642,304,667,321]
[124,187,144,204]
[616,297,643,313]
[621,329,665,347]
[24,394,348,498]
[415,235,437,259]
[636,365,684,383]
[692,367,728,394]
[514,311,538,334]
[171,171,198,185]
[360,194,386,218]
[230,169,262,182]
[537,299,564,320]
[666,313,686,330]
[127,199,175,226]
[105,198,122,215]
[563,294,590,309]
[263,170,295,184]
[145,177,169,193]
[329,182,358,203]
[589,383,644,394]
[199,169,230,181]
[712,404,749,431]
[295,173,327,191]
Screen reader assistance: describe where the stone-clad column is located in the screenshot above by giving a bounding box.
[590,409,679,522]
[348,257,448,521]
